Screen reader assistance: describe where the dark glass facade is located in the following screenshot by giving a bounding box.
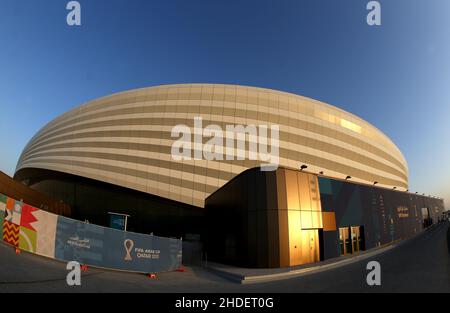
[204,168,282,268]
[204,167,445,268]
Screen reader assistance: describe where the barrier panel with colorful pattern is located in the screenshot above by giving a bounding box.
[0,193,182,273]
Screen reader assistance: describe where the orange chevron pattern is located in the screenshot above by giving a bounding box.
[3,221,19,247]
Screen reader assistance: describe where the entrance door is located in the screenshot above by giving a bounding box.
[351,226,360,253]
[421,207,431,228]
[301,229,320,265]
[339,227,350,255]
[340,226,365,255]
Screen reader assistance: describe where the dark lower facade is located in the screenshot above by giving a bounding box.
[204,167,446,268]
[14,168,203,239]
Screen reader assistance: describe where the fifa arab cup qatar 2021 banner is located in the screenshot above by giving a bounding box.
[0,193,182,273]
[55,217,183,273]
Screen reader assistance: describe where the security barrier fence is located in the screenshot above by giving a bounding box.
[0,192,182,273]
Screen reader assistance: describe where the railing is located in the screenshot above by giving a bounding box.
[0,171,71,216]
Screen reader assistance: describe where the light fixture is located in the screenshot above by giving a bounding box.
[373,181,378,186]
[300,165,308,171]
[345,176,351,180]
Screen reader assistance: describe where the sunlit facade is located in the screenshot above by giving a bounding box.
[15,84,408,209]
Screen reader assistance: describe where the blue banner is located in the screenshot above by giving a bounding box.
[55,217,182,273]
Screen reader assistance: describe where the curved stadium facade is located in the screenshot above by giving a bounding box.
[14,84,444,268]
[16,84,408,207]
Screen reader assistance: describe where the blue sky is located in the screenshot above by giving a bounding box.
[0,0,449,207]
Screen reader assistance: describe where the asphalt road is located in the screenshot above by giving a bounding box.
[0,222,449,293]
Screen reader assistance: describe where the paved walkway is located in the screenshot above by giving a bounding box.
[205,223,448,284]
[0,222,449,292]
[205,242,398,284]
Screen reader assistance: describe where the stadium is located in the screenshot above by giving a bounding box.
[13,84,443,268]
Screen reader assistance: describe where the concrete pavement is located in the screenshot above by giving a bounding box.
[0,222,449,292]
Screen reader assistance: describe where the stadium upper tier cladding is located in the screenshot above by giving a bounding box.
[15,84,408,208]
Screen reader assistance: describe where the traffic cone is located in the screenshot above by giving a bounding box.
[15,248,21,254]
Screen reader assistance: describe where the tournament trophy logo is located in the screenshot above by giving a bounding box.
[124,239,134,261]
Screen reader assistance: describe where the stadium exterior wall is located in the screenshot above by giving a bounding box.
[204,167,445,268]
[15,84,408,210]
